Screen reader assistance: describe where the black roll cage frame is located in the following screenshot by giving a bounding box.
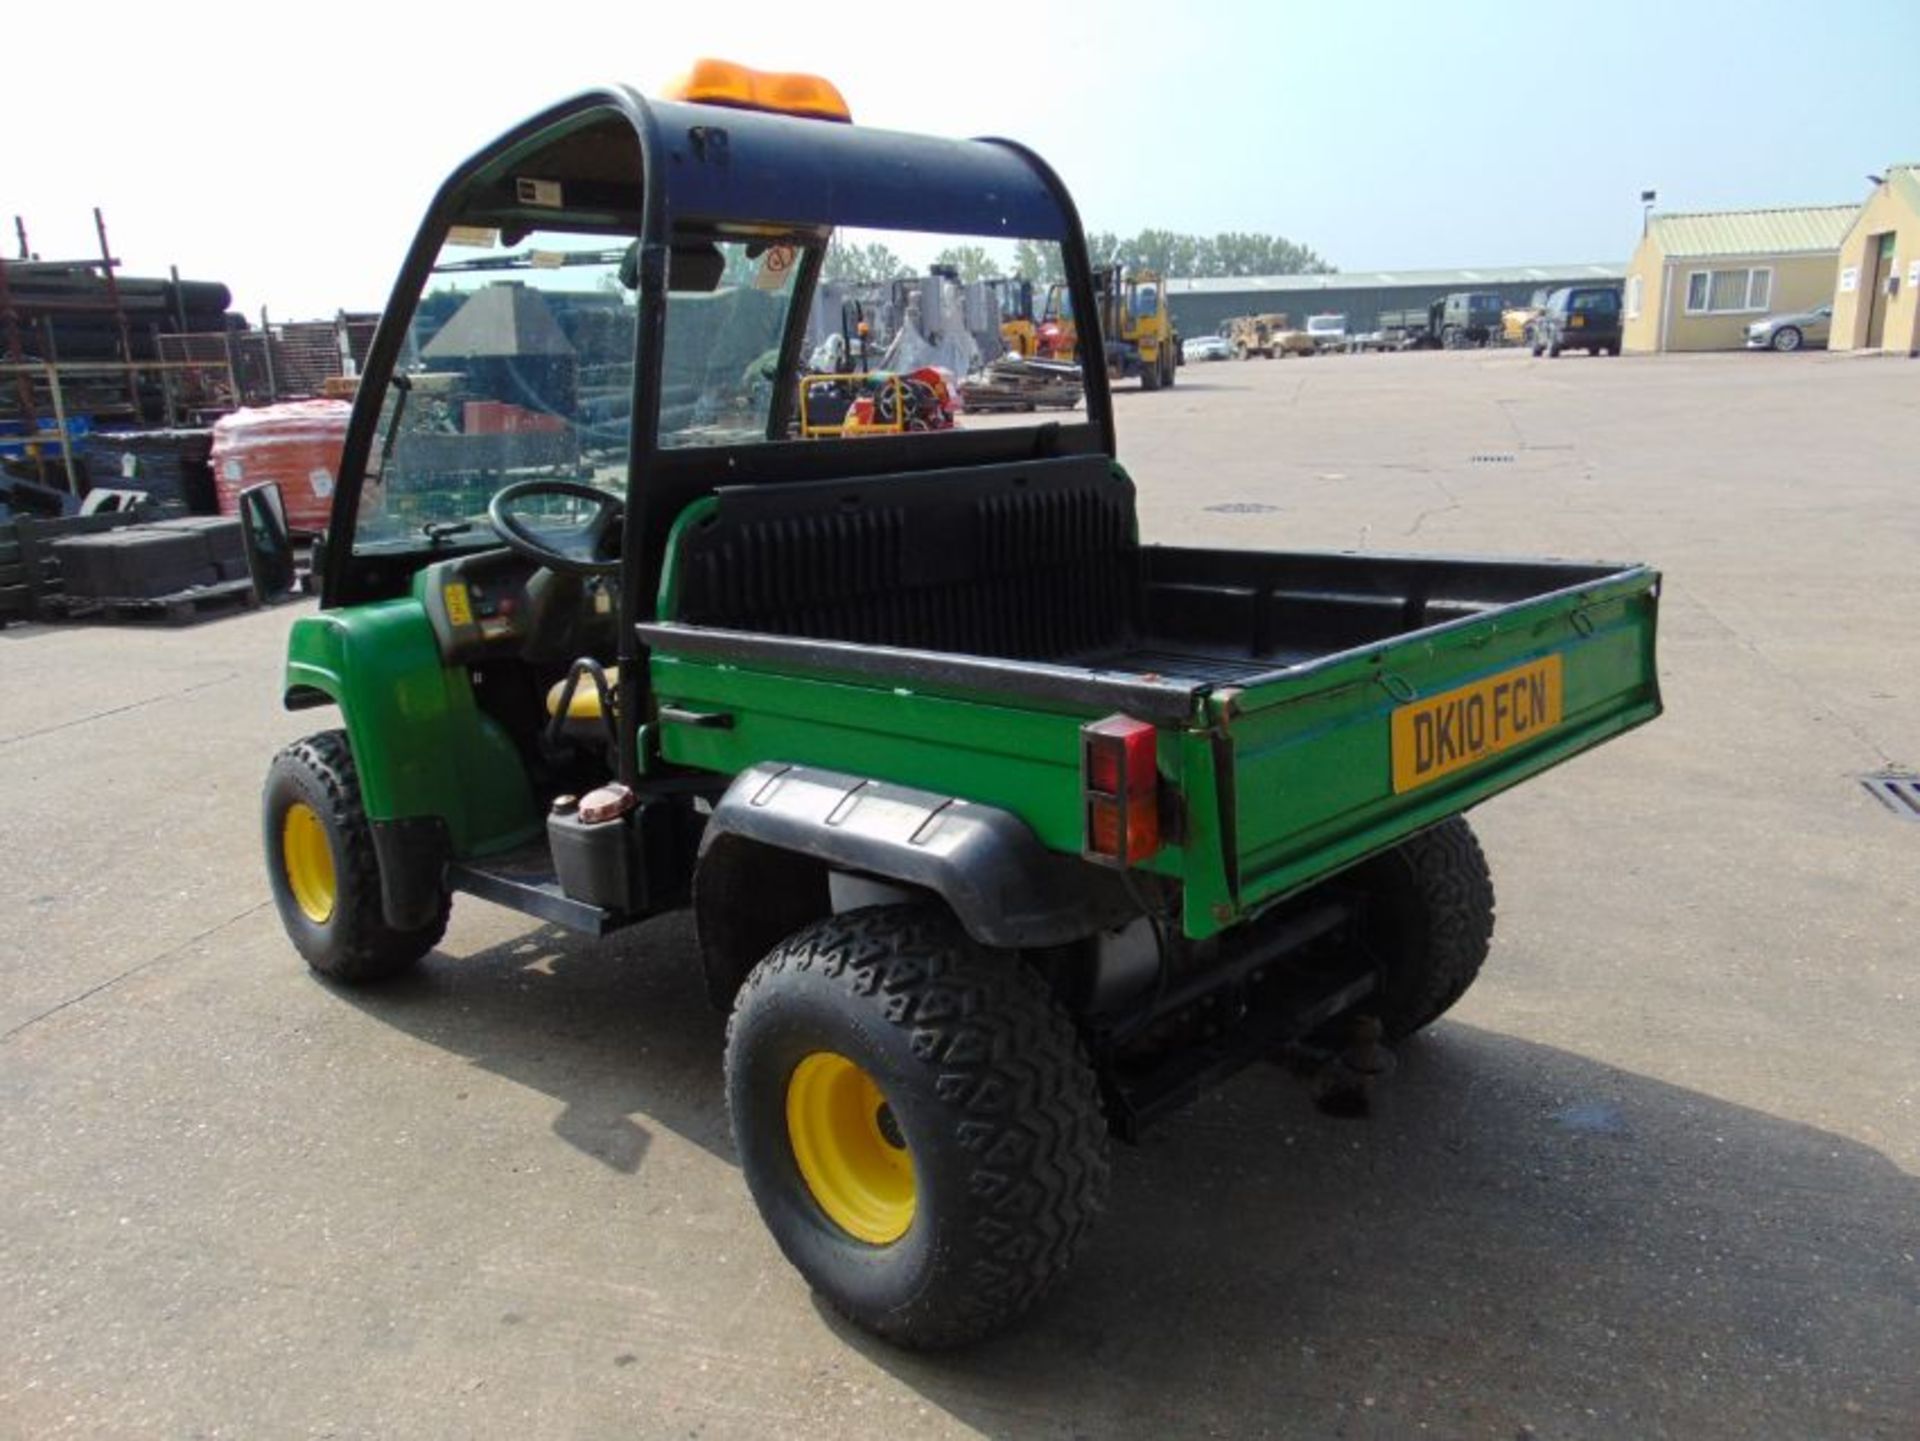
[320,84,1116,792]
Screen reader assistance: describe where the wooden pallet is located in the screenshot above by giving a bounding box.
[48,576,260,627]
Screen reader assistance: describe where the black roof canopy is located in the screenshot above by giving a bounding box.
[326,83,1113,622]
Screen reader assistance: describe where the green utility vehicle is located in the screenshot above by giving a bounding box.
[261,63,1662,1349]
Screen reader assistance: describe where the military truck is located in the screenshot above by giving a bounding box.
[1225,312,1298,359]
[261,60,1663,1349]
[1378,307,1436,350]
[1433,291,1505,348]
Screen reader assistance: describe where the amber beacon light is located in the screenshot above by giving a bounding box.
[661,59,854,123]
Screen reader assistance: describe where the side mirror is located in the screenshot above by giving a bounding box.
[239,481,297,603]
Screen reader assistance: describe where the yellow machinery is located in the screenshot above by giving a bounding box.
[987,278,1039,358]
[797,374,909,437]
[1036,281,1078,360]
[1503,289,1550,346]
[1037,266,1178,389]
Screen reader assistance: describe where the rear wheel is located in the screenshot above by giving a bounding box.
[1547,338,1563,358]
[1348,817,1495,1039]
[263,730,448,982]
[1139,352,1161,390]
[1163,346,1178,387]
[726,905,1110,1348]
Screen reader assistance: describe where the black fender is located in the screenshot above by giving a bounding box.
[369,816,451,930]
[693,763,1135,1006]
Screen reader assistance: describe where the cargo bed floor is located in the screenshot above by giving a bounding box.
[1076,643,1320,686]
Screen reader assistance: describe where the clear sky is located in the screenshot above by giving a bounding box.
[5,0,1915,319]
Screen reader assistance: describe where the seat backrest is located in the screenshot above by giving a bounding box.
[666,454,1139,662]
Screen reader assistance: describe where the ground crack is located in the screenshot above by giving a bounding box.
[0,672,241,749]
[0,900,270,1043]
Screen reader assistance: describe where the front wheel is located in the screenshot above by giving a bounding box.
[1771,326,1803,353]
[726,905,1110,1348]
[263,730,448,982]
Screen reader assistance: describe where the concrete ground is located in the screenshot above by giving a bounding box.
[2,348,1915,1440]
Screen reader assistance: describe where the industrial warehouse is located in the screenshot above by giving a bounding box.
[2,12,1918,1440]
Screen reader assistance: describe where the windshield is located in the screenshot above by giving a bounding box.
[352,229,802,554]
[786,226,1076,439]
[354,230,638,553]
[351,220,1081,556]
[661,243,803,448]
[1307,315,1345,333]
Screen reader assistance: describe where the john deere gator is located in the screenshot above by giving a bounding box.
[261,60,1662,1348]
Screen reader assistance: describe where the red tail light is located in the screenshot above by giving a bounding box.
[1082,714,1159,866]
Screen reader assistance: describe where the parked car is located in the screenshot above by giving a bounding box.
[1183,334,1232,362]
[1745,304,1831,352]
[1305,313,1348,352]
[1531,285,1622,358]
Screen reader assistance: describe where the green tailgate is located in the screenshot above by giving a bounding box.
[1214,566,1661,920]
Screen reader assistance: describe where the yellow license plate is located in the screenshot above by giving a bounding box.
[1391,655,1563,794]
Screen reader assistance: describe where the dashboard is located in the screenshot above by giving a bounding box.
[420,549,616,663]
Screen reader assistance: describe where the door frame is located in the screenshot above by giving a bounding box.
[1865,231,1895,349]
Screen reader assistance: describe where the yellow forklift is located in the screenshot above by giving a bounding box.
[1036,265,1179,389]
[986,277,1039,358]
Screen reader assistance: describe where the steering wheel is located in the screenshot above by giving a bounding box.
[486,479,624,576]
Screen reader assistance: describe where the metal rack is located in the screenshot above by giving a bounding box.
[3,211,381,497]
[1,210,250,493]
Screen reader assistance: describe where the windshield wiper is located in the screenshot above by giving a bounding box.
[422,520,475,545]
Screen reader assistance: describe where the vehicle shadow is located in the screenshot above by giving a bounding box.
[847,1029,1920,1439]
[336,913,732,1174]
[341,927,1919,1439]
[1115,380,1240,395]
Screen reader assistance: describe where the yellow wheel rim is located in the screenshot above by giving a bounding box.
[282,801,337,925]
[786,1051,916,1245]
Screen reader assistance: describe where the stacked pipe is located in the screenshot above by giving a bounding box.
[2,263,238,363]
